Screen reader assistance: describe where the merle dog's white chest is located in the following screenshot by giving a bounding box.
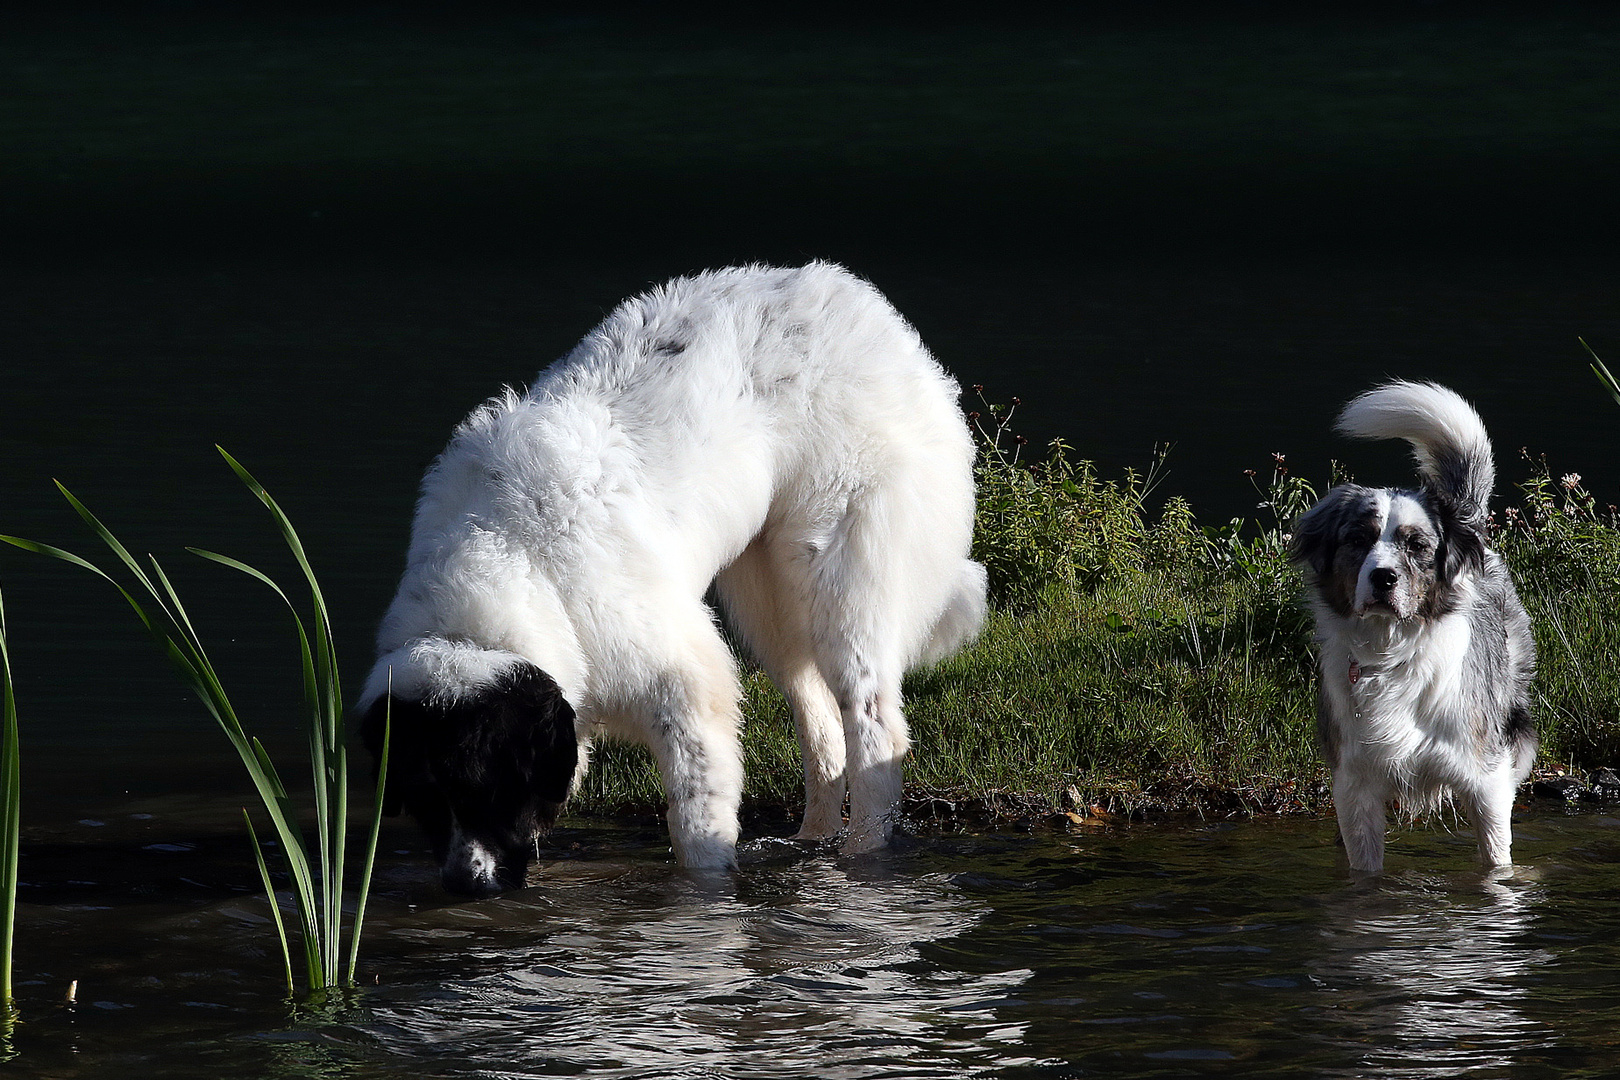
[1323,611,1477,783]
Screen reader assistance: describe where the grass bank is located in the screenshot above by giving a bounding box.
[575,398,1620,824]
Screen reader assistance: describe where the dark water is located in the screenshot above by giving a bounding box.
[7,805,1620,1077]
[5,8,1620,1075]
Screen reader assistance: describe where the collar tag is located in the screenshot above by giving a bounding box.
[1349,658,1362,685]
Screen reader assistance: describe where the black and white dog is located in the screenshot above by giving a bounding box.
[1290,381,1536,872]
[358,263,987,895]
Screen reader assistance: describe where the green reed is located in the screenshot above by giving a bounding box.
[1586,338,1620,409]
[0,584,19,1026]
[0,449,386,997]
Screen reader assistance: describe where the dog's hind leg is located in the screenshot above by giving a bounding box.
[807,522,919,857]
[781,668,846,840]
[810,448,975,856]
[831,673,908,855]
[716,538,847,840]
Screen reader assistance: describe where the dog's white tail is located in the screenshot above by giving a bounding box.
[916,559,989,667]
[1336,381,1495,525]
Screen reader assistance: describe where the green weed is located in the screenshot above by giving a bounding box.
[0,451,386,997]
[1585,338,1620,408]
[0,584,19,1032]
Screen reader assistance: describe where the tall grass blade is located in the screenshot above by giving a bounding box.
[1583,337,1620,407]
[347,694,388,984]
[0,584,21,1024]
[244,810,295,997]
[215,448,341,729]
[249,737,322,987]
[0,533,300,833]
[181,560,327,986]
[0,524,324,990]
[51,483,161,590]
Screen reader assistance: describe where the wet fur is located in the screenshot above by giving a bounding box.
[358,263,987,895]
[1290,381,1536,872]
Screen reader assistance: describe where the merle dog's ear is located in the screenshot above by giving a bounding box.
[1290,487,1349,578]
[1435,498,1487,581]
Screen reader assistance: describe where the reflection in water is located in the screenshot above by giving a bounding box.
[16,814,1620,1077]
[1311,870,1555,1078]
[362,844,1043,1078]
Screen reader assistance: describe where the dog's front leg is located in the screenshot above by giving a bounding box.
[649,725,743,870]
[1333,772,1389,872]
[1466,764,1520,868]
[641,665,745,871]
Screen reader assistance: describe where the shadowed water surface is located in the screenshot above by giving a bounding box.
[5,805,1620,1076]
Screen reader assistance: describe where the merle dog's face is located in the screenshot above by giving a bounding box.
[360,662,578,897]
[1290,484,1485,621]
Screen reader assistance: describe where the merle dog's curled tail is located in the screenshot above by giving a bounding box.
[1335,381,1495,529]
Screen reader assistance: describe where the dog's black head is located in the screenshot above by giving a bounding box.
[359,661,577,897]
[1291,483,1485,621]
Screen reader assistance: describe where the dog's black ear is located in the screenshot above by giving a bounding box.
[360,692,420,817]
[1435,499,1487,581]
[429,663,578,841]
[526,679,579,806]
[359,691,455,860]
[450,664,578,810]
[1290,487,1349,578]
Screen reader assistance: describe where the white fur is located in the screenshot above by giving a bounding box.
[1315,583,1479,856]
[362,262,986,870]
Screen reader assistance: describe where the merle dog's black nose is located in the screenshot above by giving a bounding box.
[1369,567,1398,591]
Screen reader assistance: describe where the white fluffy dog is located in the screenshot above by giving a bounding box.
[358,262,987,895]
[1291,382,1537,872]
